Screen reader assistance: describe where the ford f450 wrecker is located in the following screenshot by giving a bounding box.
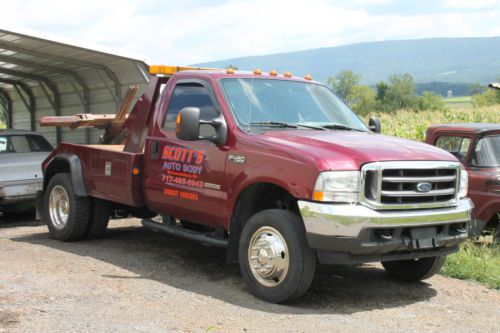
[38,65,473,303]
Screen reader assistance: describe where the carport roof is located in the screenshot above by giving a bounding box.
[0,28,150,144]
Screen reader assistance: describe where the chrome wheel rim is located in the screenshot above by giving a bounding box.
[49,185,70,230]
[248,226,289,287]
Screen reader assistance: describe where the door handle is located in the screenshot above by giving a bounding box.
[151,141,160,160]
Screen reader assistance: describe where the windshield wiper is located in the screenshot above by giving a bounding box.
[250,121,326,130]
[321,123,365,132]
[250,121,298,128]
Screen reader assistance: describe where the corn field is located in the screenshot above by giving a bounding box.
[367,106,500,142]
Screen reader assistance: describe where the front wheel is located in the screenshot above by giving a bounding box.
[382,256,445,282]
[238,209,316,303]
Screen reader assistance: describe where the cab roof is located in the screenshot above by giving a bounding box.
[427,123,500,135]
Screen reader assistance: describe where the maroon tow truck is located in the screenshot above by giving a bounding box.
[38,65,472,303]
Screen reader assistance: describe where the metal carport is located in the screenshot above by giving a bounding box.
[0,28,150,145]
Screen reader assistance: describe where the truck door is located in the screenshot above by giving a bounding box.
[144,79,228,228]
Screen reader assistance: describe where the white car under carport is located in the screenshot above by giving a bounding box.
[0,129,53,212]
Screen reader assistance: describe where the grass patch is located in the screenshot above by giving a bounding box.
[441,240,500,290]
[445,96,472,103]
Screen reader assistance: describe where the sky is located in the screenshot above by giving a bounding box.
[2,0,500,65]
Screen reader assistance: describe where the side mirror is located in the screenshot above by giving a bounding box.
[368,116,381,133]
[176,107,200,140]
[176,107,227,145]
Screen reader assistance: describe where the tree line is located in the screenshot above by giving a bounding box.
[327,70,500,116]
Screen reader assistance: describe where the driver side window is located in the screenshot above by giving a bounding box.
[163,83,219,136]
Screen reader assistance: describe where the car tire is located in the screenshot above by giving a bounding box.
[84,198,111,239]
[44,173,90,241]
[381,256,445,282]
[238,209,316,303]
[494,223,500,242]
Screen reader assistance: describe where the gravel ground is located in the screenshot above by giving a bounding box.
[0,214,499,333]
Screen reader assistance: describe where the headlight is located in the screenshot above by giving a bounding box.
[313,171,360,203]
[458,167,468,198]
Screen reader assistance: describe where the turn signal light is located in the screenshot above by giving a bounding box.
[312,191,324,201]
[132,168,140,175]
[176,113,182,135]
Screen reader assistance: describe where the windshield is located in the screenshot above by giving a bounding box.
[220,78,368,131]
[472,135,500,167]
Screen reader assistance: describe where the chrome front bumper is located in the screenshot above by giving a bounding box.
[298,198,473,261]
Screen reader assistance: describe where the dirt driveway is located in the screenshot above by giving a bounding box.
[0,215,499,333]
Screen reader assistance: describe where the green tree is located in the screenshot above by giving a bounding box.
[472,89,499,107]
[468,83,485,95]
[347,85,376,116]
[385,73,416,110]
[415,91,446,111]
[327,70,361,103]
[375,81,389,101]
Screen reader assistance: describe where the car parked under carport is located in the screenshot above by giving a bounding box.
[0,129,53,213]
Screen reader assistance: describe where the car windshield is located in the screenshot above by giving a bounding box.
[219,78,368,131]
[472,135,500,167]
[0,134,53,153]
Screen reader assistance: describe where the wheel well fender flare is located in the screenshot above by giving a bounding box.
[44,153,88,197]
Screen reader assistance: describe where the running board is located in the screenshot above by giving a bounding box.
[141,219,228,248]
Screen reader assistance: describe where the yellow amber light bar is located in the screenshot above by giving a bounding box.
[149,65,217,75]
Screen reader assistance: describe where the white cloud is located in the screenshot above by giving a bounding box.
[1,0,499,65]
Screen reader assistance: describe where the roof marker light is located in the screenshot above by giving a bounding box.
[226,67,235,74]
[284,71,292,78]
[149,65,215,75]
[269,69,277,76]
[253,68,262,75]
[304,74,312,80]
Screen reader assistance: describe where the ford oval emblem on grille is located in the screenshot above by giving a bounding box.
[416,182,432,192]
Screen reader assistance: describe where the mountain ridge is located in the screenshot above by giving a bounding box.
[195,37,500,84]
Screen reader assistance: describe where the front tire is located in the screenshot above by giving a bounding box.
[44,173,90,241]
[238,209,316,303]
[382,256,445,282]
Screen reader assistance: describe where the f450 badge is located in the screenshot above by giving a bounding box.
[228,154,246,164]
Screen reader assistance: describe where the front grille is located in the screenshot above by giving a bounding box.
[361,161,461,210]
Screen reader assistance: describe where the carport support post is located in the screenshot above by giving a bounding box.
[13,84,36,131]
[0,88,12,128]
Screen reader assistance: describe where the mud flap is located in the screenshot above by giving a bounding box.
[35,190,44,220]
[411,227,438,249]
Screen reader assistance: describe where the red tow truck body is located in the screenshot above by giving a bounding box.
[39,66,473,302]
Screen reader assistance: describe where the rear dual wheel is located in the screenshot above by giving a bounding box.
[45,173,110,241]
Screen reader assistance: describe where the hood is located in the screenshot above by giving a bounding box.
[261,130,457,170]
[0,152,49,182]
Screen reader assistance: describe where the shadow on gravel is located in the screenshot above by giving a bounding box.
[13,223,437,314]
[0,210,43,228]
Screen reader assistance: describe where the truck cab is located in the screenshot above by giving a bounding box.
[426,123,500,238]
[39,66,473,303]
